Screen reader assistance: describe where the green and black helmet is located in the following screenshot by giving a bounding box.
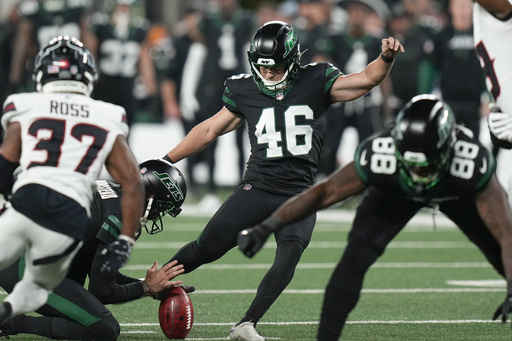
[139,159,187,234]
[392,94,456,189]
[247,21,301,93]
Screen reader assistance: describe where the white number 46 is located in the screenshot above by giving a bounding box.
[255,105,314,158]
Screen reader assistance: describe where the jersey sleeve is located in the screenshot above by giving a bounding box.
[222,83,242,115]
[2,94,24,131]
[222,75,252,116]
[353,132,398,187]
[321,62,343,92]
[353,136,375,185]
[103,102,130,138]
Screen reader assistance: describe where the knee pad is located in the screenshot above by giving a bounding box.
[88,315,120,341]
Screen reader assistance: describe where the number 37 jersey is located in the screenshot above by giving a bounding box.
[2,92,128,211]
[354,128,495,203]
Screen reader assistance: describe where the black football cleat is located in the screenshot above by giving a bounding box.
[0,303,12,327]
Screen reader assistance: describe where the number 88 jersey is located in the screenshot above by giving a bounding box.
[354,128,496,203]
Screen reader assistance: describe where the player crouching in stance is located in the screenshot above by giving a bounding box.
[0,158,190,340]
[239,95,512,340]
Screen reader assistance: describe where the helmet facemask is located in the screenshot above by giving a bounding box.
[392,94,456,191]
[140,196,183,235]
[395,137,454,189]
[248,52,300,92]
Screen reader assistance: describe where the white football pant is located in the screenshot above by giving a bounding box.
[0,206,82,315]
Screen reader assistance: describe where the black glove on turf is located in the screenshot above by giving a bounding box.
[98,239,133,273]
[493,294,512,326]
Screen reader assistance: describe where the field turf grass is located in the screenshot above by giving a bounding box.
[2,207,512,340]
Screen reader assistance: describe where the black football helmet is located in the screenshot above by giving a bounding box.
[33,36,98,96]
[391,94,456,189]
[139,159,187,234]
[247,21,301,93]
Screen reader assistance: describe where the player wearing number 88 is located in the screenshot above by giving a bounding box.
[163,21,404,340]
[238,94,512,340]
[0,35,144,326]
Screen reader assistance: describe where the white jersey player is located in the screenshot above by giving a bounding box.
[474,3,512,195]
[473,0,512,115]
[0,36,144,325]
[473,0,512,325]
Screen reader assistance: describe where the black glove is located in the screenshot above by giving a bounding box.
[493,294,512,325]
[238,224,272,258]
[97,239,133,274]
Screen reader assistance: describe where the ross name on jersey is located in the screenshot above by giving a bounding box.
[50,101,89,118]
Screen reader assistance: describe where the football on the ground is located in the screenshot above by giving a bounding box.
[158,286,194,339]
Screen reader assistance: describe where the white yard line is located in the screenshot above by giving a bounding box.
[121,261,493,271]
[134,240,474,249]
[121,319,501,328]
[179,206,456,228]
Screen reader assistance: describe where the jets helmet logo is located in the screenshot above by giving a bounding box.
[153,171,184,202]
[283,30,297,58]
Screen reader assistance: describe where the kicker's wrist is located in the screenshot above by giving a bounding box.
[119,234,135,245]
[380,53,394,63]
[141,280,151,296]
[260,215,282,233]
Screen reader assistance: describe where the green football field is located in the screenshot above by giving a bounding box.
[3,207,512,340]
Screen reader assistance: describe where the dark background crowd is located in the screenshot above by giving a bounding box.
[0,0,492,206]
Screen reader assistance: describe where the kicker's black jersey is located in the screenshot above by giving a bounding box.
[223,62,342,195]
[354,128,495,203]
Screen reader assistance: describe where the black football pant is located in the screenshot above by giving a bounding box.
[168,182,316,324]
[318,187,503,340]
[0,259,120,340]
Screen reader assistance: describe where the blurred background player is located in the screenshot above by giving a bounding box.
[178,0,256,208]
[0,159,188,340]
[0,35,144,326]
[238,95,512,339]
[474,0,512,210]
[87,0,157,129]
[418,0,487,140]
[163,21,403,341]
[9,0,92,93]
[316,0,391,178]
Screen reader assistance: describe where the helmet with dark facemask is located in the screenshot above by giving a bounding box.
[139,159,187,234]
[33,36,97,96]
[391,94,456,189]
[247,21,301,95]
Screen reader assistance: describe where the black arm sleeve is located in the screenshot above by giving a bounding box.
[0,154,18,195]
[88,246,145,304]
